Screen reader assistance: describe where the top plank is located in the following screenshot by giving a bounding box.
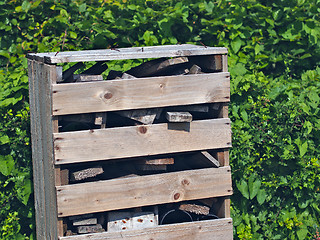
[26,44,228,64]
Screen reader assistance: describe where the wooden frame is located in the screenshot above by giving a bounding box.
[28,44,233,240]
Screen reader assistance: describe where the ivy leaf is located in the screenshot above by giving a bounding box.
[237,180,249,199]
[297,228,308,240]
[231,37,242,54]
[0,155,15,176]
[248,176,261,199]
[0,134,10,144]
[257,189,267,204]
[299,141,308,157]
[17,178,32,205]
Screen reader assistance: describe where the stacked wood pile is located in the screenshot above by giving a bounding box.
[27,44,233,240]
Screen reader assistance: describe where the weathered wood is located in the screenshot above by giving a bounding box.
[59,218,233,240]
[222,54,228,72]
[189,64,202,74]
[28,60,59,240]
[137,158,174,165]
[197,151,220,168]
[56,167,232,217]
[27,45,228,64]
[94,112,107,128]
[72,218,98,226]
[115,108,160,125]
[53,118,232,165]
[166,112,193,122]
[70,166,104,182]
[77,224,104,234]
[60,169,69,185]
[107,211,157,232]
[127,57,189,77]
[74,74,103,82]
[52,72,230,116]
[179,203,210,215]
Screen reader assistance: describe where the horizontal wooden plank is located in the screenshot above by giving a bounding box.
[59,218,233,240]
[56,167,232,217]
[52,72,230,116]
[26,44,228,64]
[54,118,232,165]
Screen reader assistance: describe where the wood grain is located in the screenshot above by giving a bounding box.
[52,72,230,116]
[56,167,232,217]
[28,60,59,239]
[59,218,233,240]
[26,44,228,64]
[54,118,232,165]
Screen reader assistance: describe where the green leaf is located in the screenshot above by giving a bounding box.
[303,121,313,135]
[241,109,248,122]
[69,31,77,39]
[257,189,267,204]
[0,134,10,144]
[17,179,32,205]
[297,228,308,240]
[79,3,86,13]
[248,176,261,199]
[231,37,242,54]
[237,180,249,199]
[299,141,308,157]
[0,155,15,176]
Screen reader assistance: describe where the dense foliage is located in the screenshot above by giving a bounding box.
[1,0,319,239]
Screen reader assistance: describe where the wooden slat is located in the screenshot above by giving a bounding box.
[52,72,230,116]
[28,60,59,240]
[56,167,232,217]
[54,118,232,165]
[26,44,228,64]
[59,218,233,240]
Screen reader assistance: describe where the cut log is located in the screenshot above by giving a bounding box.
[127,57,189,77]
[74,74,103,82]
[137,158,174,165]
[95,112,107,128]
[72,217,98,226]
[82,61,108,75]
[179,203,210,215]
[70,166,104,182]
[116,108,161,125]
[166,112,193,123]
[189,64,203,74]
[107,211,157,232]
[77,224,104,234]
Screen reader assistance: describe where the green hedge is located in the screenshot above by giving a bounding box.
[1,0,319,239]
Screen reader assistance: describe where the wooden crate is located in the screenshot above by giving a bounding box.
[27,44,233,240]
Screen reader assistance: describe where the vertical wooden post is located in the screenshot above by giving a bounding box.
[28,60,59,239]
[217,54,231,218]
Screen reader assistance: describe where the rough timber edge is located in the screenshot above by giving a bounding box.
[26,44,228,64]
[59,218,233,240]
